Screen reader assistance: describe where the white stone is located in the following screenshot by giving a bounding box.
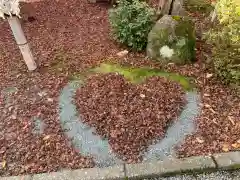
[160,45,174,58]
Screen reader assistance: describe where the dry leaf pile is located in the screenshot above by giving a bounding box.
[75,73,186,163]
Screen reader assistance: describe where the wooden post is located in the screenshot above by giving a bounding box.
[158,0,173,15]
[7,16,37,71]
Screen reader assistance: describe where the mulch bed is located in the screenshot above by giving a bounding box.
[0,0,156,176]
[75,73,186,163]
[0,73,95,176]
[163,47,240,157]
[164,51,240,157]
[177,76,240,157]
[1,0,121,176]
[0,72,95,176]
[0,0,239,176]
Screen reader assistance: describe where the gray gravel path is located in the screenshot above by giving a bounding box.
[144,91,200,161]
[59,80,121,167]
[143,170,240,180]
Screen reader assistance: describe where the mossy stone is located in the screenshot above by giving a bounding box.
[147,15,196,65]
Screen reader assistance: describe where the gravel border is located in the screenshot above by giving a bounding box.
[58,80,199,166]
[58,80,122,167]
[1,152,240,180]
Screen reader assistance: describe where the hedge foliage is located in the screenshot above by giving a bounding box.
[207,0,240,84]
[109,0,156,51]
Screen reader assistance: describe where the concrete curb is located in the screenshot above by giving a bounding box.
[125,156,215,179]
[32,164,125,180]
[1,152,240,180]
[213,151,240,170]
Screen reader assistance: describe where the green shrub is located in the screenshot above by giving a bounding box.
[109,0,156,51]
[215,0,240,45]
[207,0,240,46]
[212,47,240,85]
[206,0,240,85]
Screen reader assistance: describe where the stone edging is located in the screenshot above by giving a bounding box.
[58,81,200,166]
[1,151,240,180]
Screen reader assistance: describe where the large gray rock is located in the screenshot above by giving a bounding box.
[147,15,196,65]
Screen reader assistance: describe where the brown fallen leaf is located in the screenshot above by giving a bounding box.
[1,160,6,168]
[206,73,213,78]
[116,50,129,58]
[228,116,235,125]
[47,98,54,102]
[222,144,229,152]
[209,107,216,114]
[196,137,204,144]
[231,143,240,149]
[203,93,210,97]
[11,115,17,120]
[43,135,51,141]
[204,104,211,108]
[212,118,218,124]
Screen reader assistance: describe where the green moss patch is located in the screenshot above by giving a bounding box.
[91,63,195,91]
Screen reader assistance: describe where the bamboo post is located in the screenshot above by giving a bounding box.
[7,16,37,71]
[210,1,218,23]
[211,8,217,22]
[158,0,173,15]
